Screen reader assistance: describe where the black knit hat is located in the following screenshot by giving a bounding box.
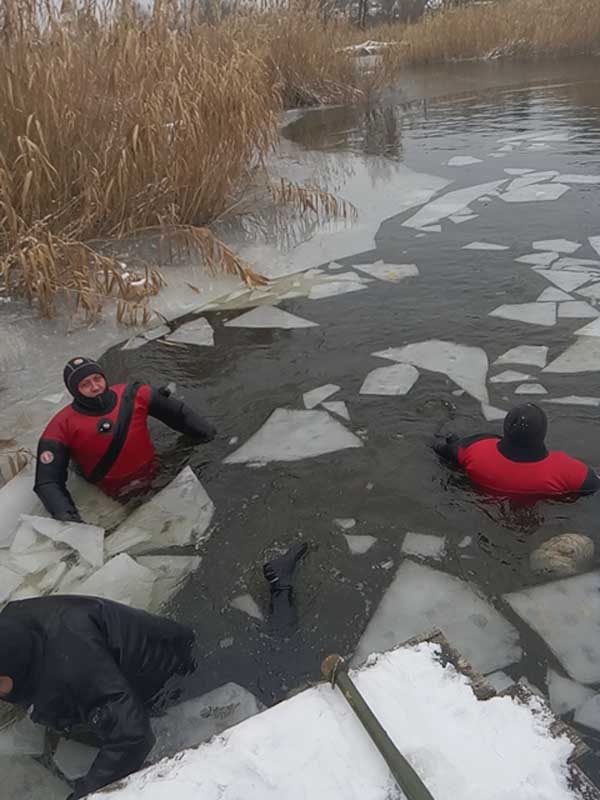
[63,357,106,398]
[0,617,35,699]
[504,403,548,448]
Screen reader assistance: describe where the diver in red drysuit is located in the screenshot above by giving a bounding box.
[34,357,216,522]
[433,402,599,496]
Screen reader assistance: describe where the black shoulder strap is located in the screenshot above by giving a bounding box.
[86,382,143,484]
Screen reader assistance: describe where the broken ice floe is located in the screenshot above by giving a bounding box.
[401,532,445,560]
[576,282,600,300]
[2,755,69,800]
[19,515,104,568]
[547,669,595,717]
[505,571,600,683]
[308,281,367,300]
[166,317,214,346]
[344,534,377,555]
[0,716,45,757]
[543,396,600,407]
[71,554,157,609]
[504,168,535,175]
[574,694,600,732]
[359,364,419,396]
[225,306,317,329]
[536,288,573,302]
[135,556,201,613]
[494,346,548,368]
[334,518,356,530]
[403,181,505,229]
[515,384,547,395]
[463,242,508,251]
[590,236,600,257]
[515,252,559,266]
[303,384,340,409]
[501,184,570,203]
[533,239,581,254]
[419,224,442,233]
[353,261,419,282]
[224,409,362,465]
[447,156,482,166]
[535,271,591,292]
[230,594,264,621]
[352,561,521,673]
[481,404,507,421]
[559,299,599,317]
[322,401,350,420]
[554,174,600,185]
[543,337,600,373]
[486,671,515,693]
[573,317,600,337]
[489,303,556,327]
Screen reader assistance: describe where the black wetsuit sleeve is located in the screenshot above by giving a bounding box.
[33,438,82,523]
[580,467,600,494]
[148,386,216,442]
[433,433,493,465]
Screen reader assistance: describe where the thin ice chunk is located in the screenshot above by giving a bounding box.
[505,571,600,683]
[574,317,600,336]
[463,242,508,251]
[353,561,521,673]
[403,181,505,229]
[343,535,377,554]
[501,184,570,203]
[483,403,506,422]
[230,594,264,621]
[71,554,156,610]
[515,252,560,266]
[447,156,482,166]
[106,467,215,556]
[334,518,356,530]
[458,536,472,548]
[535,270,591,292]
[504,168,535,175]
[360,364,419,396]
[54,739,97,781]
[135,556,201,613]
[577,282,600,300]
[590,236,600,257]
[505,171,559,191]
[225,307,317,329]
[20,515,104,568]
[547,669,595,716]
[495,346,548,368]
[150,684,263,762]
[308,282,367,300]
[544,396,600,407]
[419,225,442,232]
[486,671,515,693]
[37,562,68,593]
[553,257,600,269]
[0,565,24,603]
[536,288,573,302]
[0,471,41,549]
[224,409,362,465]
[1,756,69,800]
[353,262,419,282]
[0,716,45,756]
[166,317,214,346]
[515,383,547,395]
[303,384,340,409]
[401,532,445,560]
[575,695,600,732]
[558,301,599,319]
[555,174,600,185]
[543,337,600,373]
[322,401,350,420]
[533,239,581,254]
[489,303,556,327]
[449,214,478,224]
[374,340,489,404]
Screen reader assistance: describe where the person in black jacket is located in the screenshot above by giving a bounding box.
[34,357,216,522]
[0,596,196,800]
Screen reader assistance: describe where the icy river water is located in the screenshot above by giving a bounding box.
[97,58,600,783]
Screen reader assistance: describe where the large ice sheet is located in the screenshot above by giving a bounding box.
[494,346,548,368]
[353,262,419,282]
[0,716,45,756]
[308,281,366,300]
[353,561,521,674]
[70,554,157,610]
[135,556,201,613]
[359,364,419,396]
[489,303,556,327]
[225,307,317,330]
[505,571,600,683]
[558,301,599,319]
[2,756,69,800]
[490,370,531,383]
[547,669,595,716]
[106,467,215,556]
[533,239,581,254]
[534,271,591,292]
[543,337,600,373]
[20,515,104,568]
[166,317,214,346]
[501,183,570,203]
[224,409,362,465]
[536,288,573,302]
[303,384,340,409]
[402,181,505,229]
[374,340,489,404]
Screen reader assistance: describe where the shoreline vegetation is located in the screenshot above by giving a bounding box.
[0,0,598,322]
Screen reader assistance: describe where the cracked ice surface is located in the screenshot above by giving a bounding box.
[344,534,377,554]
[166,317,214,346]
[494,346,548,368]
[402,181,505,230]
[105,467,215,556]
[303,384,340,409]
[353,262,419,282]
[543,337,600,373]
[374,340,489,404]
[352,561,521,673]
[547,669,594,716]
[401,532,445,560]
[515,383,547,395]
[360,364,419,396]
[225,307,317,330]
[224,409,362,465]
[489,303,556,327]
[490,370,531,383]
[505,571,600,683]
[533,239,581,254]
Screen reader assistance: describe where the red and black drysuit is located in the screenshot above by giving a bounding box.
[34,357,216,522]
[433,402,599,496]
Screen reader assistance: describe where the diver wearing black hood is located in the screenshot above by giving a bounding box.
[434,403,599,495]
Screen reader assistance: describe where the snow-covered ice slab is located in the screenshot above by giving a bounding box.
[401,532,445,560]
[2,756,69,800]
[359,364,419,396]
[536,288,573,302]
[486,671,515,693]
[515,383,547,395]
[105,467,215,556]
[224,409,362,465]
[535,271,591,292]
[501,183,570,203]
[558,301,599,319]
[303,384,340,409]
[574,694,600,732]
[0,716,45,756]
[353,561,521,674]
[308,281,367,300]
[495,346,548,368]
[403,181,505,229]
[463,242,508,251]
[353,262,419,282]
[19,515,104,568]
[448,156,482,166]
[135,556,201,613]
[533,239,581,254]
[230,594,264,621]
[543,337,600,373]
[166,317,214,346]
[225,307,317,330]
[516,252,559,266]
[344,534,377,554]
[547,669,594,716]
[544,396,600,407]
[555,174,600,185]
[90,641,581,800]
[374,340,489,404]
[505,571,600,683]
[70,554,157,610]
[489,303,556,327]
[322,401,350,420]
[490,370,531,383]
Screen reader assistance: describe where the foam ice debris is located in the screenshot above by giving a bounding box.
[19,515,104,568]
[463,242,508,251]
[501,184,570,203]
[230,594,264,621]
[70,554,157,610]
[536,288,573,302]
[135,556,201,613]
[353,561,521,673]
[590,236,600,257]
[544,396,600,407]
[344,534,377,554]
[535,271,591,292]
[224,409,362,465]
[166,317,214,346]
[2,755,69,800]
[322,401,350,420]
[308,281,367,300]
[403,181,505,229]
[494,345,548,368]
[447,156,482,166]
[0,716,45,757]
[490,370,532,383]
[360,364,419,396]
[574,694,600,732]
[515,383,547,395]
[505,571,600,683]
[543,337,600,373]
[303,384,340,409]
[489,303,556,327]
[515,252,559,266]
[353,262,419,282]
[374,340,489,404]
[401,532,445,560]
[225,307,317,329]
[547,669,595,716]
[486,671,515,693]
[554,174,600,185]
[533,239,581,254]
[105,467,215,556]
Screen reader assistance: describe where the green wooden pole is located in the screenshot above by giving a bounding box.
[321,654,436,800]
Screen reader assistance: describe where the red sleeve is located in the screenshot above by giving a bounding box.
[136,383,152,413]
[40,407,71,445]
[559,454,592,492]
